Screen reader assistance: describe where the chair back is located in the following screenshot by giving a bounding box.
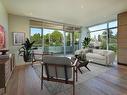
[43,56,72,79]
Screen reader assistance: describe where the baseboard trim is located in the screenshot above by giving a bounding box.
[118,62,127,66]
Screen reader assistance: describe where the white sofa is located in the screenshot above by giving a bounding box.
[75,49,115,66]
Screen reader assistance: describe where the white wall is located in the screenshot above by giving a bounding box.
[79,27,90,48]
[8,14,30,65]
[0,1,8,48]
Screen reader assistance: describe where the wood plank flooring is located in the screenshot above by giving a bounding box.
[1,64,127,95]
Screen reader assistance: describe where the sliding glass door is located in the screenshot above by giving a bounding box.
[108,28,117,52]
[30,27,80,56]
[74,31,80,51]
[65,32,74,54]
[43,29,64,54]
[30,27,43,52]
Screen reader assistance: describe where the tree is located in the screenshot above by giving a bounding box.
[50,30,63,46]
[74,32,80,44]
[66,33,71,46]
[44,33,51,46]
[30,33,42,46]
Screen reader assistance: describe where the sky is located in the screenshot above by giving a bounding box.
[89,21,117,31]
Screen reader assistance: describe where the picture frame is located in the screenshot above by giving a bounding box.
[13,32,25,46]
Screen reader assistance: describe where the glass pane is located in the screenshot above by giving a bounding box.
[65,32,73,54]
[90,30,108,49]
[88,23,107,31]
[74,31,80,51]
[108,28,117,52]
[109,21,117,28]
[30,28,42,48]
[43,29,64,54]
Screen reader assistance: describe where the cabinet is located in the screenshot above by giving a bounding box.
[0,54,15,92]
[118,11,127,65]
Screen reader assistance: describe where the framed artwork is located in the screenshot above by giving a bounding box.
[0,25,5,49]
[13,32,25,45]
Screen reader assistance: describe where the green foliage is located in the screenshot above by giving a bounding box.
[109,43,117,52]
[30,30,80,47]
[50,30,63,46]
[18,38,36,62]
[30,33,42,46]
[82,37,91,48]
[74,32,80,45]
[44,33,50,46]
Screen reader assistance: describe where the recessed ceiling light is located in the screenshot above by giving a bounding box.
[81,5,84,9]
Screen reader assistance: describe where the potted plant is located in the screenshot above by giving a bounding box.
[18,38,37,62]
[82,37,91,48]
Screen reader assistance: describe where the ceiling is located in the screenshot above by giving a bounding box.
[1,0,127,27]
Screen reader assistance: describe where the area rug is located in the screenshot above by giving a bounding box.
[33,63,112,95]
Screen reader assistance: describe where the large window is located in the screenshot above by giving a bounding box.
[74,31,80,51]
[108,28,117,52]
[30,28,80,55]
[30,28,42,52]
[90,30,108,49]
[89,20,117,52]
[43,29,64,54]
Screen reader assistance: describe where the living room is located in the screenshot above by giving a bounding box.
[0,0,127,95]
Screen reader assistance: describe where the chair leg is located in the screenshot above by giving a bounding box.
[85,65,91,71]
[76,68,78,82]
[78,68,83,74]
[41,64,43,90]
[73,83,75,95]
[73,68,75,95]
[41,80,43,90]
[4,87,6,93]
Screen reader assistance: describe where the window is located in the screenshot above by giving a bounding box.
[43,29,64,54]
[108,28,117,52]
[30,28,42,47]
[88,23,107,31]
[30,27,80,55]
[89,20,117,52]
[90,30,108,49]
[109,21,117,28]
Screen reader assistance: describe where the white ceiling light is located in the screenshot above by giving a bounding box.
[81,5,84,9]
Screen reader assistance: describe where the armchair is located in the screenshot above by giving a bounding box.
[41,56,78,95]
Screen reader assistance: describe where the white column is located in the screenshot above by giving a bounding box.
[79,27,90,48]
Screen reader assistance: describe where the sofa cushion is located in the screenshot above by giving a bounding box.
[93,49,107,56]
[86,53,105,60]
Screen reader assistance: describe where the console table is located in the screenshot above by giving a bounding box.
[0,54,15,93]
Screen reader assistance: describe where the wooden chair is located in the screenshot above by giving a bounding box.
[41,56,78,95]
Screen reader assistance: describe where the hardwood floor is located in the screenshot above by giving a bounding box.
[1,64,127,95]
